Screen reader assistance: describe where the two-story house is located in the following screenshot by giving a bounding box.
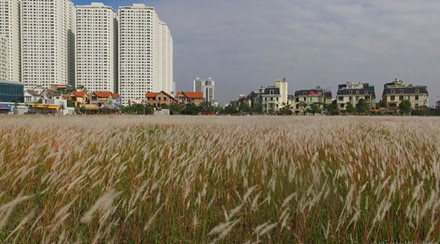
[145,91,177,108]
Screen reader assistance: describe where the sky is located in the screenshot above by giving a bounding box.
[74,0,440,105]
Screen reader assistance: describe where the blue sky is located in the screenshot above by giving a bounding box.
[73,0,440,105]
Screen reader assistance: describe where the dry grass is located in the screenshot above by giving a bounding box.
[0,115,440,243]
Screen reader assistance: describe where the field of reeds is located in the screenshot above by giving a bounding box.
[1,115,440,243]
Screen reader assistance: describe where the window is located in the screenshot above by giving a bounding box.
[270,90,274,95]
[391,96,395,101]
[415,95,419,101]
[391,89,395,94]
[415,89,419,93]
[399,96,403,101]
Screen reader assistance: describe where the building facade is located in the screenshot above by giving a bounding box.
[118,4,173,106]
[193,77,215,102]
[145,91,176,107]
[21,0,76,89]
[76,3,118,93]
[0,80,24,102]
[382,79,429,111]
[292,87,332,112]
[0,0,21,82]
[336,82,376,110]
[0,34,8,80]
[176,92,204,106]
[275,78,288,106]
[261,86,281,113]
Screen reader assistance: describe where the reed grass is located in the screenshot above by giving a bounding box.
[0,115,439,243]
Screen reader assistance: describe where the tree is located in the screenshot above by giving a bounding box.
[182,103,200,115]
[346,102,355,114]
[59,104,65,115]
[325,100,339,115]
[222,104,239,115]
[160,104,170,109]
[356,99,370,114]
[170,104,183,115]
[307,103,322,115]
[251,103,263,114]
[279,103,293,115]
[67,100,75,108]
[411,105,429,116]
[239,103,251,113]
[145,105,154,115]
[399,100,412,115]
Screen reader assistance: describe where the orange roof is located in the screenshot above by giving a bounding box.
[184,92,204,99]
[146,92,158,98]
[112,93,119,99]
[178,92,203,99]
[72,91,86,97]
[94,91,112,98]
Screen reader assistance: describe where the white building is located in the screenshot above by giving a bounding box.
[275,78,288,106]
[118,4,173,105]
[76,2,118,93]
[382,79,429,111]
[0,34,8,80]
[0,0,21,82]
[193,77,215,102]
[159,21,173,94]
[336,82,376,110]
[21,0,76,89]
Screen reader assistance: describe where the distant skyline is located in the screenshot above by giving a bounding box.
[73,0,440,105]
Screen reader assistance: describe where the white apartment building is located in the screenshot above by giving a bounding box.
[0,0,21,82]
[159,21,173,94]
[21,0,76,89]
[76,2,118,93]
[0,34,8,80]
[118,4,173,105]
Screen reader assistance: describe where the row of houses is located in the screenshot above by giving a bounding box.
[145,91,205,107]
[22,85,121,114]
[236,79,430,114]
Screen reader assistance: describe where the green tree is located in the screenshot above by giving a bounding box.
[307,103,322,115]
[239,103,251,113]
[411,105,429,116]
[346,102,355,114]
[279,103,293,115]
[182,103,200,115]
[325,100,339,115]
[67,100,75,108]
[356,99,370,114]
[222,104,239,115]
[170,104,183,115]
[399,100,412,115]
[251,103,263,114]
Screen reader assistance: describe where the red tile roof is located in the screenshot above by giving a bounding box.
[112,93,119,99]
[146,92,158,98]
[94,91,112,98]
[72,91,86,97]
[182,92,203,99]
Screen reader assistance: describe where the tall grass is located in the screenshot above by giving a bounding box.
[0,115,440,243]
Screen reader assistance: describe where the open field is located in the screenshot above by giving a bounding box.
[1,116,440,243]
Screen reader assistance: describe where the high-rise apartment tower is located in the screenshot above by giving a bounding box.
[21,0,76,89]
[76,2,118,92]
